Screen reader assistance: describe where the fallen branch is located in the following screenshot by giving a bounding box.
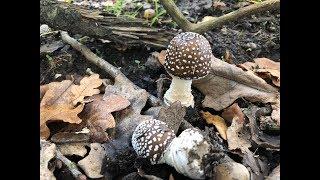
[160,0,280,34]
[60,31,162,106]
[56,150,87,180]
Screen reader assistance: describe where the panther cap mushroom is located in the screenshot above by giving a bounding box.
[132,119,212,179]
[131,119,175,165]
[163,32,213,107]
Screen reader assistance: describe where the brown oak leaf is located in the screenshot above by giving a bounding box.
[82,94,130,142]
[40,74,103,139]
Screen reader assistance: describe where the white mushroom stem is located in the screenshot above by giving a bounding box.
[159,128,211,179]
[163,76,194,107]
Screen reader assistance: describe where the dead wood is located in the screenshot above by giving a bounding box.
[40,0,176,48]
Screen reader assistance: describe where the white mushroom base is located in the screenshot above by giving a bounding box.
[163,77,194,107]
[159,128,211,179]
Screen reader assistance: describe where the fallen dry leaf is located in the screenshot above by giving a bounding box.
[71,74,103,105]
[157,101,186,133]
[201,111,227,140]
[158,50,166,65]
[226,117,251,152]
[238,58,280,87]
[78,143,105,178]
[221,103,245,124]
[40,140,56,180]
[81,94,130,142]
[193,57,279,111]
[57,143,88,157]
[40,104,84,139]
[40,74,103,139]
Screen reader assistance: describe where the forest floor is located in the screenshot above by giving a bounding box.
[40,0,280,179]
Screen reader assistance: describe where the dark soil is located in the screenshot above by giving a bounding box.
[40,0,280,179]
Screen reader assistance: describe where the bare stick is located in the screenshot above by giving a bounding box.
[56,150,87,180]
[60,31,163,106]
[160,0,280,34]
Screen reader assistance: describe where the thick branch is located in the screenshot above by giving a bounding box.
[160,0,280,34]
[41,0,176,48]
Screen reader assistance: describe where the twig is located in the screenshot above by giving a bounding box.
[56,150,87,180]
[160,0,280,34]
[60,31,163,107]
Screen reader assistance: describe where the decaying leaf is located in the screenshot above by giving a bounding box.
[193,57,279,111]
[40,74,103,139]
[57,143,88,157]
[40,140,56,180]
[51,132,90,144]
[81,93,130,142]
[221,103,245,124]
[243,106,280,150]
[157,101,186,133]
[201,111,227,140]
[226,117,251,152]
[238,58,280,87]
[78,143,106,179]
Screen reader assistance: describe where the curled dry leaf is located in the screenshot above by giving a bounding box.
[40,140,56,180]
[193,57,279,111]
[238,58,280,87]
[78,143,106,179]
[201,111,227,140]
[221,103,245,124]
[158,50,166,65]
[82,94,130,143]
[40,74,103,139]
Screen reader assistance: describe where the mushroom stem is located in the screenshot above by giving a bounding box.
[164,76,194,107]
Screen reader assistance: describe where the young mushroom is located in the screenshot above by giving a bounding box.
[163,32,213,107]
[131,119,211,179]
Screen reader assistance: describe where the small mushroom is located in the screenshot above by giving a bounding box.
[131,119,211,179]
[163,32,213,107]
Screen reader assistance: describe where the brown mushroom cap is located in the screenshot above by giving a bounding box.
[131,119,176,164]
[164,32,212,80]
